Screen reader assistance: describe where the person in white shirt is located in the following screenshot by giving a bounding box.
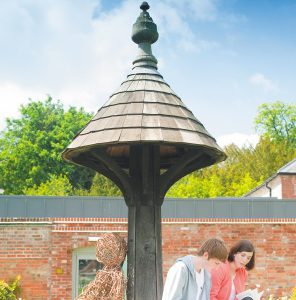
[162,238,228,300]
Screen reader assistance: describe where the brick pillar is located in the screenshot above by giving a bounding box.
[281,174,296,199]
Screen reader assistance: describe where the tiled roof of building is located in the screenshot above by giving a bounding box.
[244,158,296,196]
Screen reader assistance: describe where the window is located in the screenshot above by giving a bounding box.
[72,247,127,299]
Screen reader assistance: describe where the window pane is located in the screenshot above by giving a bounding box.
[78,259,102,294]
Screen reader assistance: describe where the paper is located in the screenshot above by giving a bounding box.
[236,288,264,300]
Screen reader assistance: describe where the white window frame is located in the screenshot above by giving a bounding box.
[72,246,127,299]
[72,247,98,299]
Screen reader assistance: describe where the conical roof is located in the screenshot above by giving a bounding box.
[63,2,226,170]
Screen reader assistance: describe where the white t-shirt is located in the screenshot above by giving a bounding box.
[228,276,236,300]
[195,269,205,300]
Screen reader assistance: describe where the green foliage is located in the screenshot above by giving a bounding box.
[255,101,296,148]
[0,275,21,300]
[291,287,296,300]
[86,174,122,196]
[0,97,95,194]
[168,101,296,198]
[66,174,122,196]
[268,287,296,300]
[24,174,73,196]
[23,172,122,197]
[25,173,124,197]
[1,98,295,198]
[166,137,295,198]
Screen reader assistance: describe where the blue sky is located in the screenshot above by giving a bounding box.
[0,0,295,147]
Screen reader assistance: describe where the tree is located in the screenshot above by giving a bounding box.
[166,136,295,198]
[24,172,123,197]
[167,101,296,199]
[0,97,95,194]
[255,101,296,148]
[86,174,122,196]
[25,174,73,196]
[166,145,259,198]
[0,275,21,300]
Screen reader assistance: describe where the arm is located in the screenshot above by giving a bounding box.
[210,266,225,300]
[234,268,248,295]
[162,262,188,300]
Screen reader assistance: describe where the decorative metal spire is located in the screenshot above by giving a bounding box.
[131,2,158,69]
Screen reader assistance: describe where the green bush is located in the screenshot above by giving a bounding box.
[290,287,296,300]
[0,276,21,300]
[268,287,296,300]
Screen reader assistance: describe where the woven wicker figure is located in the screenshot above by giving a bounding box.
[76,233,127,300]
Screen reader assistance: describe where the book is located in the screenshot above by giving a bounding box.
[236,288,264,300]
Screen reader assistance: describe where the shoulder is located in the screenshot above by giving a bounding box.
[168,261,188,274]
[177,254,193,263]
[236,267,248,279]
[211,262,233,285]
[173,261,187,269]
[176,255,194,269]
[212,262,230,276]
[165,261,189,287]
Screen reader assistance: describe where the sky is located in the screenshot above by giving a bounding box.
[0,0,295,148]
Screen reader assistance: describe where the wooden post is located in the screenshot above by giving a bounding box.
[126,145,163,300]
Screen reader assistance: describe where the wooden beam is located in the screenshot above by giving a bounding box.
[159,149,203,198]
[126,145,163,300]
[160,153,214,198]
[90,149,133,201]
[72,154,129,199]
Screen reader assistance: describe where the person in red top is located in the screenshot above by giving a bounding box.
[210,240,255,300]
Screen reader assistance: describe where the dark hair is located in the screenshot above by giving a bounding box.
[228,240,255,270]
[198,238,228,262]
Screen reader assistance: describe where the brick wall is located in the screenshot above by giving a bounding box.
[281,174,296,198]
[0,218,295,299]
[0,223,51,300]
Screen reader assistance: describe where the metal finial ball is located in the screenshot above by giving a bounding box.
[140,2,150,11]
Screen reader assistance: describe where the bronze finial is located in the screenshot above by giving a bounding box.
[140,2,150,11]
[132,1,158,45]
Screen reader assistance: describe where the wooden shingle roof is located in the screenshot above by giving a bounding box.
[63,2,226,169]
[68,70,219,150]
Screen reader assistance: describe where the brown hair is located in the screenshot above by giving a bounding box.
[197,238,228,262]
[228,240,255,271]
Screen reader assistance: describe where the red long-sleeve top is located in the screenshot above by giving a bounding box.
[210,261,248,300]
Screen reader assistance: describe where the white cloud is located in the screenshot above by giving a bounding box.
[217,133,259,148]
[178,38,219,53]
[0,0,223,133]
[0,0,139,130]
[165,0,218,21]
[154,1,219,53]
[189,0,218,20]
[249,73,278,92]
[0,82,46,129]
